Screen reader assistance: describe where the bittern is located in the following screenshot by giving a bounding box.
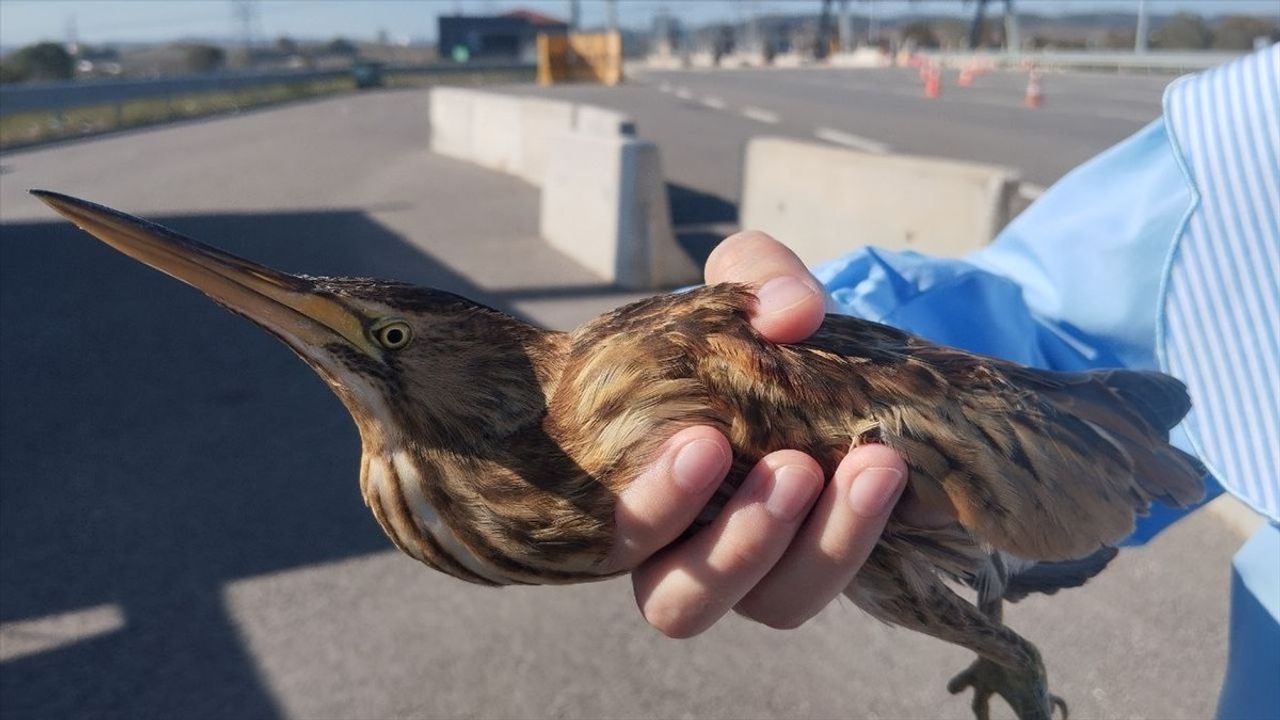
[35,190,1205,720]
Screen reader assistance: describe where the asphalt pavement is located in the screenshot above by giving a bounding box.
[0,72,1251,720]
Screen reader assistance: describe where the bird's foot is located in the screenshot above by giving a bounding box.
[946,656,1067,720]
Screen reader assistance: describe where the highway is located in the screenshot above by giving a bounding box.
[520,65,1165,190]
[0,68,1246,720]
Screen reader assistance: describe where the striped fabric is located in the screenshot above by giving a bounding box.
[1160,45,1280,523]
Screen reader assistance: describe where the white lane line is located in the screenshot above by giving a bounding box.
[1,603,126,662]
[741,106,780,124]
[814,127,891,154]
[674,87,693,100]
[1019,183,1046,200]
[700,96,726,109]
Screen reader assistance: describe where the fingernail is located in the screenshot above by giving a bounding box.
[672,439,729,493]
[756,276,817,315]
[764,465,821,521]
[848,467,905,518]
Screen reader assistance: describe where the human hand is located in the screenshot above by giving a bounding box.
[602,231,918,637]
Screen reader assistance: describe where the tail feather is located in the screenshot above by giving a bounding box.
[1002,547,1119,602]
[1095,370,1192,436]
[927,363,1208,561]
[1072,369,1207,508]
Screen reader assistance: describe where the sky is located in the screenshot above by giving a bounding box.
[1,0,1277,48]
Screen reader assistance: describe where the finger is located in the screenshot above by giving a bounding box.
[601,426,731,574]
[734,444,908,629]
[705,230,826,343]
[632,450,824,638]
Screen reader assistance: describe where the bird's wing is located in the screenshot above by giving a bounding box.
[805,315,1206,562]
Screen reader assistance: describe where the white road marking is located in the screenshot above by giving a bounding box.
[674,87,693,100]
[1,604,126,662]
[814,127,891,154]
[700,96,726,109]
[741,106,780,124]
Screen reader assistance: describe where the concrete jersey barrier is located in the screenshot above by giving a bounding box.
[514,98,576,185]
[429,87,693,289]
[428,86,478,161]
[541,131,698,290]
[740,136,1020,265]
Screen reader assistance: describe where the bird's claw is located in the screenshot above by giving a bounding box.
[947,657,1067,720]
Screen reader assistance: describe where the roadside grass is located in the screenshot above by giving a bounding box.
[0,69,534,150]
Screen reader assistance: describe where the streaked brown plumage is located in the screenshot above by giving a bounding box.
[36,190,1205,720]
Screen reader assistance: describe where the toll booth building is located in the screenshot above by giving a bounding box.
[439,10,569,63]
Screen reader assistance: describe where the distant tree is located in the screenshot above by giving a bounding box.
[325,37,358,56]
[1152,13,1212,50]
[1212,15,1279,50]
[1099,30,1137,50]
[0,61,24,84]
[184,44,226,73]
[3,42,74,83]
[901,21,940,49]
[275,36,299,55]
[933,19,970,49]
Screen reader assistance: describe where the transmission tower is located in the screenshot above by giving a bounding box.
[231,0,260,52]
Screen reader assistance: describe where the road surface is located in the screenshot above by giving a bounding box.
[0,72,1245,720]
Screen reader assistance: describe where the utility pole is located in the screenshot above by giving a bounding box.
[868,0,879,45]
[968,0,988,50]
[837,0,853,52]
[1003,0,1019,53]
[606,0,618,33]
[65,13,79,55]
[817,0,834,59]
[1134,0,1149,53]
[568,0,580,31]
[231,0,259,54]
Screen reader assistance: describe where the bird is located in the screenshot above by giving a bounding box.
[34,190,1205,720]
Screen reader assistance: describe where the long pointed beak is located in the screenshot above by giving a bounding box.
[32,190,378,358]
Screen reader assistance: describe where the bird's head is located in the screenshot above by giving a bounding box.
[33,191,602,586]
[31,191,554,448]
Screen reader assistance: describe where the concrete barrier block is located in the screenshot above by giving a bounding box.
[829,48,892,68]
[574,105,636,137]
[740,137,1019,265]
[514,97,576,185]
[470,93,523,174]
[428,87,478,160]
[771,53,807,68]
[540,132,698,290]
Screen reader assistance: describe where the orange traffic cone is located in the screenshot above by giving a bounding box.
[958,65,975,87]
[1023,69,1043,109]
[924,67,941,98]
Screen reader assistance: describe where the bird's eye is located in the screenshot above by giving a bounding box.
[373,320,412,350]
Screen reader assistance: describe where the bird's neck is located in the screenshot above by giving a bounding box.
[354,325,616,585]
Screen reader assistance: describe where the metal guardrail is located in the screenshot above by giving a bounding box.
[920,50,1251,74]
[0,62,535,117]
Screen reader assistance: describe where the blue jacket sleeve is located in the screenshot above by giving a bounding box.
[813,117,1221,544]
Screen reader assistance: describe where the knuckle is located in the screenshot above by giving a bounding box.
[715,533,769,575]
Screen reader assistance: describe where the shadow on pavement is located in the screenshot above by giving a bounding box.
[667,182,737,269]
[0,210,526,718]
